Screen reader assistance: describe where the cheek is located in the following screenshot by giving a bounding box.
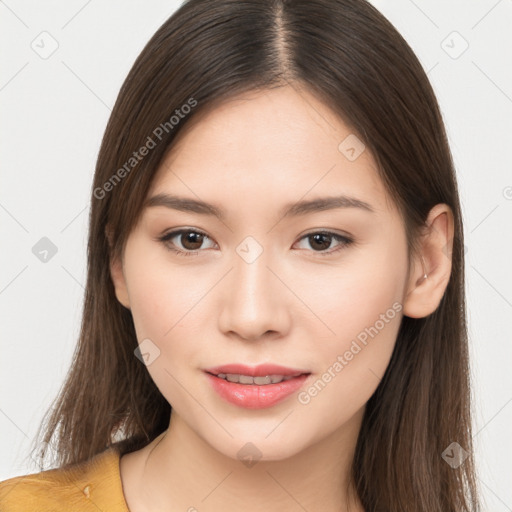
[294,233,407,421]
[299,238,406,344]
[122,244,211,367]
[296,310,402,437]
[122,249,215,410]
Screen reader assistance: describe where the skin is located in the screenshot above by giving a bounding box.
[109,84,454,512]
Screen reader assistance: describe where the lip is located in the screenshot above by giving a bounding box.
[204,363,309,377]
[203,364,311,409]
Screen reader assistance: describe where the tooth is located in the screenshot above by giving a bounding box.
[253,376,272,385]
[217,373,300,385]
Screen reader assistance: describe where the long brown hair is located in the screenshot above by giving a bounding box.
[30,0,479,510]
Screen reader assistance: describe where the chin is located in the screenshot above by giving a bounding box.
[205,427,315,464]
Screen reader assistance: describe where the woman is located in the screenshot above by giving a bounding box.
[0,0,480,510]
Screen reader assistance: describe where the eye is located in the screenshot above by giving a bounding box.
[157,229,353,257]
[158,229,216,257]
[294,231,353,256]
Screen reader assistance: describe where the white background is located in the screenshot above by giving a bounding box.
[1,1,511,510]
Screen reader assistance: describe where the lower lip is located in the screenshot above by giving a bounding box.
[205,372,310,409]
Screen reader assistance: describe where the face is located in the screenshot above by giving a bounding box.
[111,85,413,461]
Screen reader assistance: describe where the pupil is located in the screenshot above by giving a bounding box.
[310,233,331,251]
[183,232,203,250]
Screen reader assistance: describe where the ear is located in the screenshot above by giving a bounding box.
[403,204,454,318]
[105,224,131,310]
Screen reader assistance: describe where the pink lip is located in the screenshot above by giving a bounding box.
[203,364,311,409]
[204,363,309,377]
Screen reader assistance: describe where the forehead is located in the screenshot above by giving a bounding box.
[148,86,396,218]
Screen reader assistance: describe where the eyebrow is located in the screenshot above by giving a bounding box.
[144,193,375,220]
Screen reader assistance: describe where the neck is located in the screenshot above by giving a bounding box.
[134,410,365,512]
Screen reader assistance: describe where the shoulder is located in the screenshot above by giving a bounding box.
[0,446,130,512]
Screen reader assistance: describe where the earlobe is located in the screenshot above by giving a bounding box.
[402,204,454,319]
[105,225,131,310]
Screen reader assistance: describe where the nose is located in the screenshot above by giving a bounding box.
[217,244,291,342]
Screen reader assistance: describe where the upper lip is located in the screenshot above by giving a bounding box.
[204,363,310,377]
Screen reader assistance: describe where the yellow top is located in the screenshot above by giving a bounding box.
[0,446,130,511]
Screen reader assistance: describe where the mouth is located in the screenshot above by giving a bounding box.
[212,373,301,385]
[203,364,311,409]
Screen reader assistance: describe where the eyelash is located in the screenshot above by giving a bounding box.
[157,229,354,258]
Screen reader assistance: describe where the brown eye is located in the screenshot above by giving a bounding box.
[308,233,333,251]
[159,229,216,256]
[179,231,205,250]
[295,231,353,256]
[158,229,352,258]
